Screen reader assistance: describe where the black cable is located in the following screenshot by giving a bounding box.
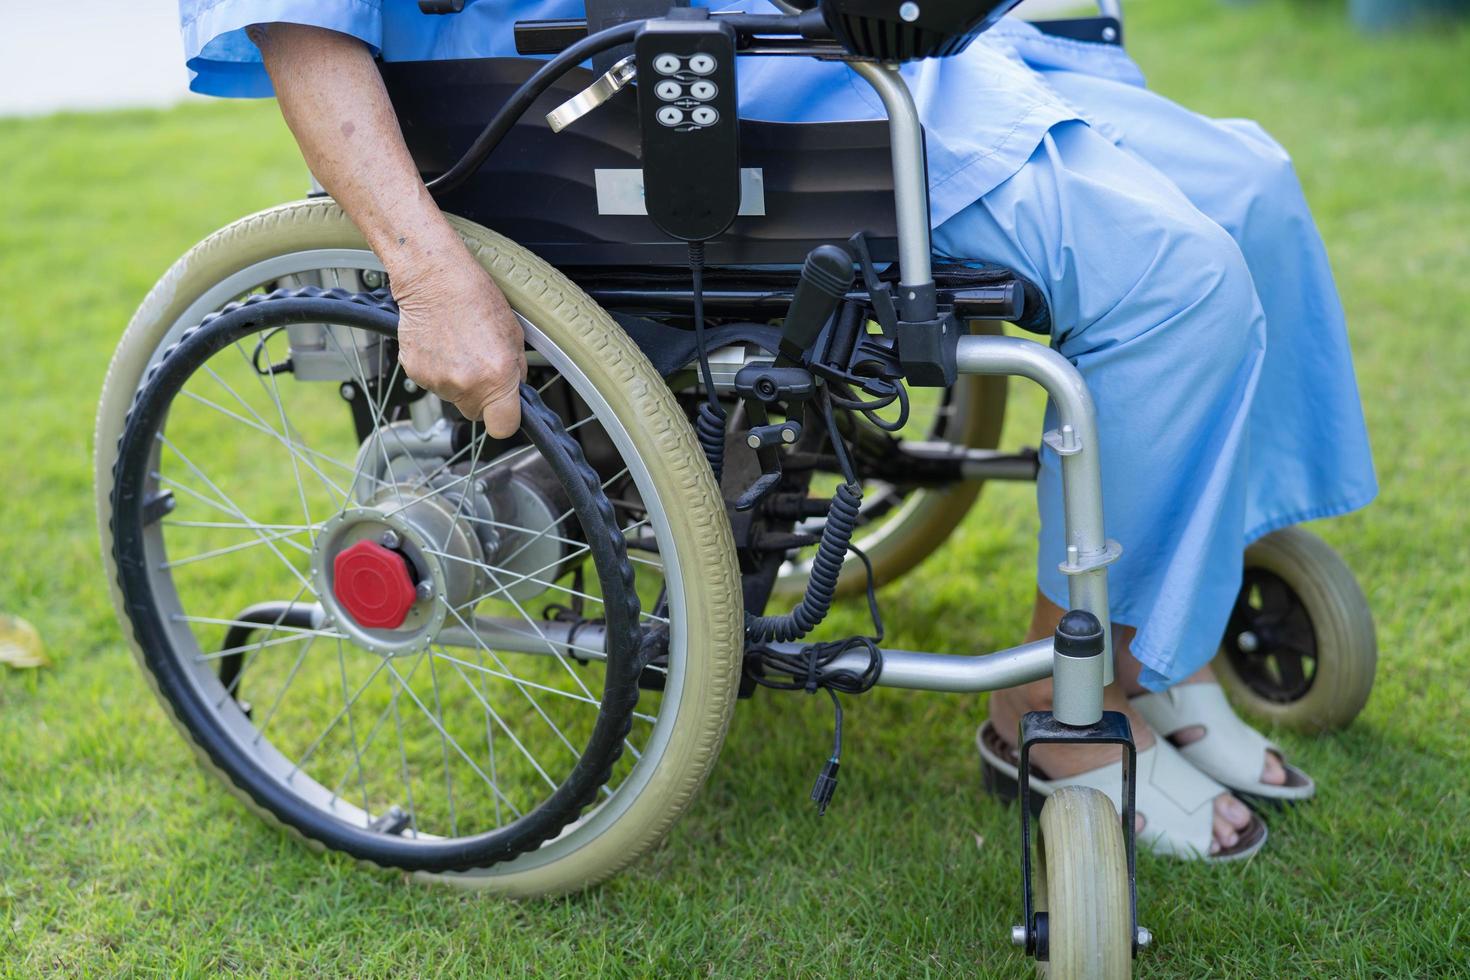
[426,13,810,197]
[828,378,910,432]
[747,541,885,816]
[687,241,729,481]
[426,21,641,196]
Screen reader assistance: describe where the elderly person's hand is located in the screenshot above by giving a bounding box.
[251,22,524,437]
[391,249,525,438]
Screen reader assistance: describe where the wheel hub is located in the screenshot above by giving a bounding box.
[311,490,485,656]
[332,539,416,629]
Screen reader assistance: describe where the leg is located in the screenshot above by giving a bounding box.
[987,595,1256,853]
[936,121,1272,852]
[1040,69,1378,542]
[935,119,1270,691]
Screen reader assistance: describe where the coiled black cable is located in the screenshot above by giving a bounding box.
[745,479,862,643]
[687,241,728,481]
[695,403,727,482]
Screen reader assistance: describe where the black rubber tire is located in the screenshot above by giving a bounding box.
[109,290,644,873]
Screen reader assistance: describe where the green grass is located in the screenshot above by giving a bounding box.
[2,0,1468,974]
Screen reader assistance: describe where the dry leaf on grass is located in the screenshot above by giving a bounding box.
[0,614,49,669]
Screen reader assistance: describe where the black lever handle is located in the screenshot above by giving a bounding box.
[778,244,856,365]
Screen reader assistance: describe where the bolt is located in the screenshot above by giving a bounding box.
[1237,630,1259,653]
[1010,925,1028,947]
[780,425,799,444]
[1136,927,1152,948]
[415,581,434,601]
[1102,25,1118,42]
[899,1,920,21]
[362,269,384,288]
[746,433,762,450]
[340,383,357,401]
[403,378,419,394]
[379,529,401,550]
[474,479,490,496]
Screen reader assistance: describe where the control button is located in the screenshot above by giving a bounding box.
[689,80,717,101]
[688,53,717,75]
[653,53,681,75]
[691,106,719,126]
[656,105,685,127]
[655,79,683,101]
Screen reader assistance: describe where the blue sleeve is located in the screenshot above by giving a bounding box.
[180,0,385,98]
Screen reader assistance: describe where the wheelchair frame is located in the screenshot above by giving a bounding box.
[465,0,1142,958]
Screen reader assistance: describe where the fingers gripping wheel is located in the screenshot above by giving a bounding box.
[109,287,645,874]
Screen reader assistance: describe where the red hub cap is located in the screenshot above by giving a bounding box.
[332,539,417,629]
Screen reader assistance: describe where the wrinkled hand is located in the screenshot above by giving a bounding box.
[392,253,526,438]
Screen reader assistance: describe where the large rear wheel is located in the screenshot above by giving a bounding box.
[95,200,743,895]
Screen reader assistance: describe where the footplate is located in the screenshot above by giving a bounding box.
[1015,709,1140,961]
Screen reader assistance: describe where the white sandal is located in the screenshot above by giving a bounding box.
[1131,683,1315,803]
[977,721,1267,862]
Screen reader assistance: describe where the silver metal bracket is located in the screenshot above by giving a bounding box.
[546,55,637,133]
[1042,424,1082,456]
[1058,539,1123,577]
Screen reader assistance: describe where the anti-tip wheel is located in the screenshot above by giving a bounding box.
[1215,526,1376,732]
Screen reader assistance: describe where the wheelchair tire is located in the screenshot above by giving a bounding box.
[95,199,743,896]
[1034,786,1132,980]
[775,319,1008,600]
[1214,527,1376,733]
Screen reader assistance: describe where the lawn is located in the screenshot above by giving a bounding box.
[2,0,1468,975]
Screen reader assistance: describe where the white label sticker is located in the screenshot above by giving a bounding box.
[594,168,766,217]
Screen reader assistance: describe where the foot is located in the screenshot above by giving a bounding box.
[988,683,1257,856]
[1122,664,1287,786]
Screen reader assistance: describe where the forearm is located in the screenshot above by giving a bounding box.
[250,23,465,283]
[250,22,525,437]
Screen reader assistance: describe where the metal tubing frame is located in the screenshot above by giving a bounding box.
[956,335,1118,698]
[849,61,934,298]
[776,638,1055,692]
[436,21,1119,712]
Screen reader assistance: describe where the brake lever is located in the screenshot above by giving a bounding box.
[546,55,638,133]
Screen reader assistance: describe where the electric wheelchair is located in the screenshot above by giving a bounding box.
[95,0,1376,973]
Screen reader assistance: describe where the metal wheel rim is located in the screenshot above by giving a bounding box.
[1223,567,1318,703]
[132,249,689,874]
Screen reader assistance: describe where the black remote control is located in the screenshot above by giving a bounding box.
[634,13,741,242]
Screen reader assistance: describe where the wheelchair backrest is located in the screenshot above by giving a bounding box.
[382,57,901,268]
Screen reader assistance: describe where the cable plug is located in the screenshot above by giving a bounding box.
[810,757,840,816]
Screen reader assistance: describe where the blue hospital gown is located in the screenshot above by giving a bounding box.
[179,0,1377,690]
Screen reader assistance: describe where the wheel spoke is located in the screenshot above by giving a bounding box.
[156,436,319,597]
[384,657,543,809]
[436,600,592,764]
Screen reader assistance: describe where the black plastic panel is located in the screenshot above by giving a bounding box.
[381,57,899,267]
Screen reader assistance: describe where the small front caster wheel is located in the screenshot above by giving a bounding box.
[1034,786,1132,979]
[1215,526,1376,732]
